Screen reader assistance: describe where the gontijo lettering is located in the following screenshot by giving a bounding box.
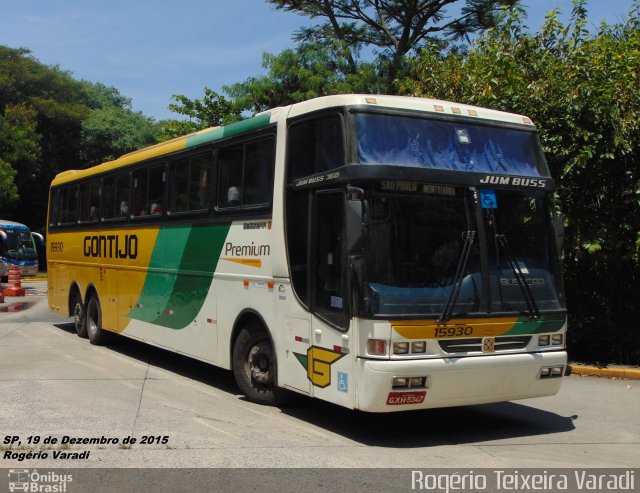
[83,234,138,259]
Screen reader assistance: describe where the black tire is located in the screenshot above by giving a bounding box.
[71,290,87,338]
[86,295,112,346]
[232,323,288,405]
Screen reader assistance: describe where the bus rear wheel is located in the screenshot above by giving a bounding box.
[86,296,112,346]
[71,291,87,338]
[232,324,287,405]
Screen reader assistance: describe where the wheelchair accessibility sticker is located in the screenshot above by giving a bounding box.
[480,189,498,209]
[337,371,348,393]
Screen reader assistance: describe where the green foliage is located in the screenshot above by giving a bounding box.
[0,46,160,226]
[268,0,519,90]
[81,106,158,165]
[225,41,381,112]
[0,103,40,209]
[157,88,242,141]
[406,0,640,363]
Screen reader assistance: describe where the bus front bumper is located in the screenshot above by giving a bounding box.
[356,351,567,412]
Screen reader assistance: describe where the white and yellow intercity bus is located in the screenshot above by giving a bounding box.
[47,95,567,412]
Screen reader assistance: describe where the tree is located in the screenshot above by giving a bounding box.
[80,106,158,165]
[225,41,380,112]
[157,88,242,142]
[0,46,160,227]
[268,0,518,90]
[405,0,640,363]
[0,104,40,212]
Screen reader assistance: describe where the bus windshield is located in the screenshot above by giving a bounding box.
[359,187,564,317]
[353,112,550,177]
[0,228,38,261]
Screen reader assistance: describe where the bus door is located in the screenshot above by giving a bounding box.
[307,190,354,407]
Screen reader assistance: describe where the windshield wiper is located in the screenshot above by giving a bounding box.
[438,230,476,323]
[495,234,540,320]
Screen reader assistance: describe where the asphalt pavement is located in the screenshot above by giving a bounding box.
[0,281,638,471]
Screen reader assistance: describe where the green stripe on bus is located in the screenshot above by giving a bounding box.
[505,316,566,335]
[185,113,272,149]
[130,224,230,330]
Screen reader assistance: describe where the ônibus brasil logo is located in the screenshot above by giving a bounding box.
[7,469,72,492]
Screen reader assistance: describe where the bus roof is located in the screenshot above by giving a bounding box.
[51,94,535,187]
[0,220,30,230]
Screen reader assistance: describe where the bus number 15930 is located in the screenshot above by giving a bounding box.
[434,326,474,338]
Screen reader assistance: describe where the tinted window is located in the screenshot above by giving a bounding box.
[59,186,78,224]
[288,115,344,181]
[218,138,274,209]
[80,180,101,222]
[170,153,212,213]
[49,190,60,226]
[354,113,549,177]
[103,173,130,219]
[133,165,165,217]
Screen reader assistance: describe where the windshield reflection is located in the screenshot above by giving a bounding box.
[1,230,38,261]
[359,187,564,317]
[354,113,550,177]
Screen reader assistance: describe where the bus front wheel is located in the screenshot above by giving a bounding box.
[86,296,111,346]
[232,323,287,405]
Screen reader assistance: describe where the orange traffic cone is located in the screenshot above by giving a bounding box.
[3,265,25,297]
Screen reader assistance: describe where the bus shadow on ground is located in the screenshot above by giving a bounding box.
[54,322,577,448]
[53,322,239,396]
[281,398,577,447]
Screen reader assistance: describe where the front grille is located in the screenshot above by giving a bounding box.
[439,335,531,354]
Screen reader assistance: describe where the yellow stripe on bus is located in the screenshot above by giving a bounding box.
[391,317,519,339]
[221,257,262,268]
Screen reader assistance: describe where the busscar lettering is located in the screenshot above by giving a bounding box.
[83,235,138,259]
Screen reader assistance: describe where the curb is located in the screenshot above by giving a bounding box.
[570,364,640,380]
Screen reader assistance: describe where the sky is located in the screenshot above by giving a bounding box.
[0,0,635,121]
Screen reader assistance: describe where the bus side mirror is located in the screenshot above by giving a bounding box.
[345,187,365,254]
[552,200,565,261]
[32,232,44,246]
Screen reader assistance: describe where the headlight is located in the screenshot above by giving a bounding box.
[393,342,409,354]
[411,341,426,353]
[552,334,564,346]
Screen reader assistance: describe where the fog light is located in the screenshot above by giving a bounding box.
[409,377,427,388]
[538,335,550,347]
[393,342,409,354]
[411,341,426,353]
[551,366,563,377]
[552,334,563,346]
[539,365,564,379]
[392,377,409,389]
[367,339,387,356]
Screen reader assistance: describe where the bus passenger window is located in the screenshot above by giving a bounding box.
[59,186,78,224]
[49,189,60,226]
[80,180,100,222]
[217,138,274,209]
[170,157,190,212]
[244,140,273,205]
[103,173,130,219]
[218,146,244,208]
[169,153,211,213]
[133,165,165,217]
